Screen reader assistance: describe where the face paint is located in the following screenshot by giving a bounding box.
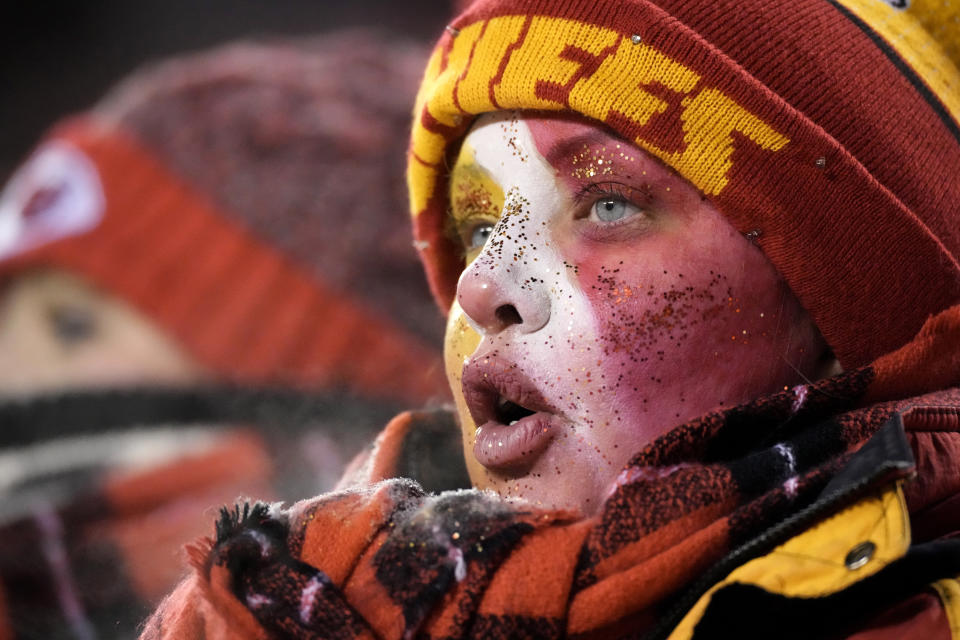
[448,143,505,265]
[444,112,828,516]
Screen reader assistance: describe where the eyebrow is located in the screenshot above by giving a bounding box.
[537,130,618,169]
[540,128,689,192]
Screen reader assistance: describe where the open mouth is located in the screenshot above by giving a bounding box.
[460,354,560,470]
[461,357,550,427]
[495,397,536,425]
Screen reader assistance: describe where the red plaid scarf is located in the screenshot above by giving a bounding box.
[141,306,960,639]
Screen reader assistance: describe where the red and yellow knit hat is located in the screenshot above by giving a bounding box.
[409,0,960,369]
[0,37,446,404]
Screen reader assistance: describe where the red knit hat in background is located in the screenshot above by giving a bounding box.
[0,33,447,405]
[409,0,960,370]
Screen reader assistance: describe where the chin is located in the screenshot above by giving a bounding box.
[467,454,609,518]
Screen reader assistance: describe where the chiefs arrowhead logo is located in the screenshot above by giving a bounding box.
[0,141,105,261]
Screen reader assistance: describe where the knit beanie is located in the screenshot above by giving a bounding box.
[0,33,446,404]
[408,0,960,369]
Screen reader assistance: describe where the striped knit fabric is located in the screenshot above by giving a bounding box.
[0,121,445,405]
[0,385,404,640]
[138,303,960,639]
[408,0,960,369]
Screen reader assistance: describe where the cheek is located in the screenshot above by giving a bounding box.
[578,252,738,386]
[443,304,481,421]
[444,304,501,490]
[570,232,730,339]
[568,231,811,411]
[444,306,478,382]
[444,304,482,404]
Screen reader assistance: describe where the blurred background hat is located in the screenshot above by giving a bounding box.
[0,31,446,405]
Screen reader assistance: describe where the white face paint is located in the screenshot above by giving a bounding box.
[452,112,594,341]
[444,112,829,516]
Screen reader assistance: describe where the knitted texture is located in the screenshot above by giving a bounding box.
[0,35,446,404]
[138,304,960,639]
[0,385,402,639]
[407,0,960,369]
[97,34,442,346]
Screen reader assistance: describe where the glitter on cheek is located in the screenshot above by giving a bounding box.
[585,263,734,383]
[561,233,766,449]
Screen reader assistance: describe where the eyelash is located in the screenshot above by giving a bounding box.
[446,208,496,260]
[447,180,655,259]
[573,181,653,211]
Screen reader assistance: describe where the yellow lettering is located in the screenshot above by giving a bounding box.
[426,22,485,127]
[412,45,445,124]
[410,14,791,215]
[494,16,619,110]
[570,38,700,127]
[454,15,528,114]
[643,88,789,195]
[408,158,438,216]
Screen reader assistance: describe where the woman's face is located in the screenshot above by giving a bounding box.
[444,112,828,516]
[0,270,204,394]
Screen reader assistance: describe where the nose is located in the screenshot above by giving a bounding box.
[456,263,550,336]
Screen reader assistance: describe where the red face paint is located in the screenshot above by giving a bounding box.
[446,112,828,516]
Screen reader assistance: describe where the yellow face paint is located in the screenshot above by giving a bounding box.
[448,142,505,265]
[445,142,502,482]
[443,301,483,478]
[409,15,792,222]
[436,112,825,516]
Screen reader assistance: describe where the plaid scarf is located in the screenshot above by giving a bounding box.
[141,305,960,639]
[0,386,396,640]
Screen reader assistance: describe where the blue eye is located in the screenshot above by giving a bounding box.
[592,197,640,222]
[468,222,494,250]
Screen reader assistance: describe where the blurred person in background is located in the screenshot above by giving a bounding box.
[143,0,960,638]
[0,31,452,639]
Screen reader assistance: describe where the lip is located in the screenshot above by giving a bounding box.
[461,354,561,471]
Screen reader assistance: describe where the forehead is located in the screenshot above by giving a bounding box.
[452,111,704,220]
[455,112,624,182]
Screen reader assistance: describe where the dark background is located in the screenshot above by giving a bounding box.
[0,1,452,182]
